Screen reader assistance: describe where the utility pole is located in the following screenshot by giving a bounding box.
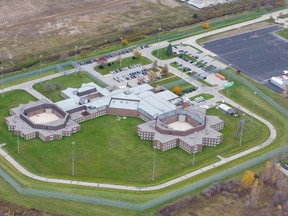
[72,141,75,176]
[152,146,156,181]
[120,37,123,67]
[40,55,43,85]
[251,91,257,123]
[1,67,4,98]
[239,120,246,146]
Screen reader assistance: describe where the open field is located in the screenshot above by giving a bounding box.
[94,56,152,75]
[277,28,288,39]
[33,73,99,102]
[0,0,189,71]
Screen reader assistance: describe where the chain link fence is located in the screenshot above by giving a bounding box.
[1,145,288,211]
[220,68,288,117]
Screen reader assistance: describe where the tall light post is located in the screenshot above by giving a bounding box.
[119,37,123,67]
[1,67,4,98]
[17,132,20,154]
[72,141,75,176]
[251,91,257,123]
[249,49,252,60]
[74,46,78,63]
[157,27,162,58]
[275,63,278,73]
[152,145,156,181]
[39,55,43,85]
[239,120,246,146]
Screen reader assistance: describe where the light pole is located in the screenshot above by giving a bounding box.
[74,46,78,63]
[239,120,246,146]
[39,55,43,85]
[72,141,75,176]
[152,146,156,181]
[275,63,278,73]
[17,132,20,154]
[157,27,162,58]
[251,91,257,123]
[1,67,4,98]
[249,49,252,60]
[119,37,123,67]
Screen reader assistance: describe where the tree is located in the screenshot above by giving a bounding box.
[192,13,198,19]
[121,39,128,46]
[202,22,209,29]
[241,170,255,190]
[116,54,122,63]
[161,64,169,77]
[133,50,142,59]
[166,44,173,56]
[172,86,182,95]
[137,76,145,84]
[98,56,107,67]
[147,71,157,82]
[249,178,260,207]
[152,60,158,70]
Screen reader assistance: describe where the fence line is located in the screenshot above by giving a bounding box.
[1,145,288,211]
[221,68,288,117]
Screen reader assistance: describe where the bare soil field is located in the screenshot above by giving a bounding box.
[0,0,190,70]
[0,199,65,216]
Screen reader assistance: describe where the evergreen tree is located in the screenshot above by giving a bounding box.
[166,44,173,56]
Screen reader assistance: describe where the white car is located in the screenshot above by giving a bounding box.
[282,70,288,75]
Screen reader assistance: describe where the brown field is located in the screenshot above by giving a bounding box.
[0,0,191,69]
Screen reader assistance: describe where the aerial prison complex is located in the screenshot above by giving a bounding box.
[5,83,224,154]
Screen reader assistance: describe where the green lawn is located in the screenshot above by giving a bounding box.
[189,93,214,101]
[151,47,178,60]
[94,56,152,75]
[276,28,288,40]
[196,78,216,87]
[33,73,98,102]
[3,69,58,89]
[1,90,269,185]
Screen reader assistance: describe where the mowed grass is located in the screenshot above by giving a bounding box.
[0,90,37,144]
[276,28,288,40]
[1,90,269,185]
[94,56,152,75]
[33,73,97,102]
[152,47,178,60]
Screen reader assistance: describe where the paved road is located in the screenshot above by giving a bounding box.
[0,9,286,191]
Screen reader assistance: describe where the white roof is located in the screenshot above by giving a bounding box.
[109,99,139,110]
[218,103,232,112]
[154,90,178,101]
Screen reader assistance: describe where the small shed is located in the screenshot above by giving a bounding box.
[218,104,235,115]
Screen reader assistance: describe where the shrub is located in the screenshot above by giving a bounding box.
[108,62,112,66]
[99,65,104,69]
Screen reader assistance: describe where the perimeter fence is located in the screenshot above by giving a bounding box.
[220,68,288,117]
[1,144,288,211]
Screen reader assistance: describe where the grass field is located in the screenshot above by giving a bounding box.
[94,56,152,75]
[1,89,269,185]
[151,47,178,60]
[276,28,288,40]
[33,73,99,102]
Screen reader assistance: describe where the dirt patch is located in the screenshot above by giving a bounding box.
[0,199,66,216]
[0,0,188,69]
[199,21,276,43]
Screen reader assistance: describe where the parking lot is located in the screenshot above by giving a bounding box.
[203,25,288,83]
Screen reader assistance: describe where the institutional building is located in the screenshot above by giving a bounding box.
[5,82,224,154]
